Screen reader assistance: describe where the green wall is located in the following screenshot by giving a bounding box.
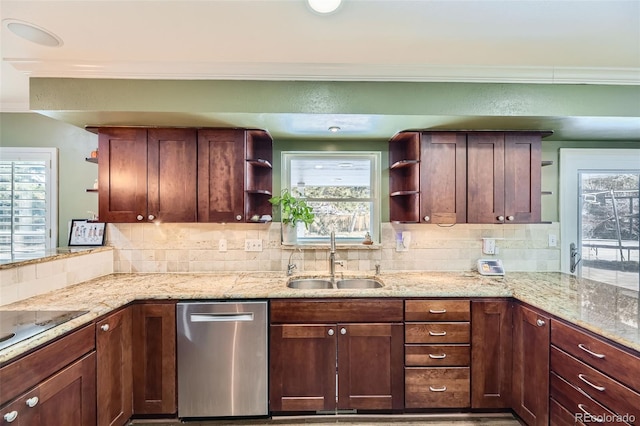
[0,112,99,247]
[1,112,638,246]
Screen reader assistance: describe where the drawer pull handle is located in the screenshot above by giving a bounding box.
[25,396,39,408]
[429,385,447,392]
[577,404,595,418]
[578,374,605,392]
[429,353,447,359]
[536,319,546,327]
[429,309,447,314]
[429,330,447,336]
[578,344,606,359]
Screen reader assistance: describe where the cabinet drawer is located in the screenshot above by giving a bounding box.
[405,367,470,408]
[552,320,640,392]
[0,324,95,405]
[405,300,470,321]
[551,372,621,426]
[405,344,469,366]
[550,398,586,426]
[405,322,470,344]
[551,346,640,423]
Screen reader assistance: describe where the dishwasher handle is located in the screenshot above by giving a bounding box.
[190,312,254,322]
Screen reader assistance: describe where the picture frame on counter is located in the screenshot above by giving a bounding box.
[69,219,106,246]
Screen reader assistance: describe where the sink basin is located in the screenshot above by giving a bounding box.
[287,279,333,289]
[335,278,383,289]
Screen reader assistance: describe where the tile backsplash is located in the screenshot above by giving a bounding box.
[108,222,561,274]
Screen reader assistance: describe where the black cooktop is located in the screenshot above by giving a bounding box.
[0,310,88,351]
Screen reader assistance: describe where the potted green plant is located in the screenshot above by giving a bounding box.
[269,189,315,243]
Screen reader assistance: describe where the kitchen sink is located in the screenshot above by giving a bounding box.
[287,278,333,289]
[335,278,383,289]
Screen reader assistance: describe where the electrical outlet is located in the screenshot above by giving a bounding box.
[548,234,557,247]
[218,239,227,252]
[482,238,496,255]
[244,239,263,252]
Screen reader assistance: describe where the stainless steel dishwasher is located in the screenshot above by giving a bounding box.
[177,301,268,418]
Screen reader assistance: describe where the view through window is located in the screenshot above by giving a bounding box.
[283,152,380,243]
[579,172,639,291]
[0,148,57,261]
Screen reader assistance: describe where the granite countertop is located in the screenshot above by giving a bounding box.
[1,271,638,364]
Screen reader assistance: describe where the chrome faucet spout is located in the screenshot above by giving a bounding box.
[329,231,339,282]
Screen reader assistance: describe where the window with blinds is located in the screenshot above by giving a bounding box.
[0,148,57,261]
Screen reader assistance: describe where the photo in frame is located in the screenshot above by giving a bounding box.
[69,220,106,246]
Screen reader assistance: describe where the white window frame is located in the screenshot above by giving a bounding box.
[281,151,381,244]
[0,147,58,254]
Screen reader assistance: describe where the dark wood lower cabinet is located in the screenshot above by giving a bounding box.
[471,299,512,409]
[97,307,133,426]
[269,324,336,412]
[269,321,403,413]
[132,302,177,415]
[337,323,404,411]
[512,303,550,426]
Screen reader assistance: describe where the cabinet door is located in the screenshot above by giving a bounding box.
[337,323,404,411]
[504,132,541,223]
[98,128,148,222]
[38,352,97,426]
[97,308,133,426]
[197,129,245,222]
[471,300,512,409]
[132,303,176,415]
[147,129,197,222]
[270,324,336,413]
[512,303,550,426]
[420,132,467,224]
[467,132,505,223]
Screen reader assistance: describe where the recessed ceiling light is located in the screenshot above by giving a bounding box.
[307,0,343,14]
[328,126,341,133]
[3,19,63,47]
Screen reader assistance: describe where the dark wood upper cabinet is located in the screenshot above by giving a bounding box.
[98,127,149,223]
[98,127,197,223]
[97,127,272,223]
[197,129,245,222]
[471,299,512,409]
[512,302,550,426]
[389,131,546,224]
[419,132,467,224]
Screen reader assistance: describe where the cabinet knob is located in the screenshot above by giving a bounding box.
[136,215,144,221]
[236,215,242,221]
[327,329,334,336]
[536,319,546,327]
[340,328,347,335]
[100,324,110,332]
[497,215,505,222]
[423,215,430,222]
[25,396,39,408]
[3,411,18,423]
[506,215,514,221]
[148,214,155,221]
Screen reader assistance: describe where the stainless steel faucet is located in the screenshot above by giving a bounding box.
[329,231,343,281]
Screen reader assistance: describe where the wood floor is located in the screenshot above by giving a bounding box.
[129,413,522,425]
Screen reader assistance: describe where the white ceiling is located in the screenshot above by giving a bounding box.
[1,0,639,139]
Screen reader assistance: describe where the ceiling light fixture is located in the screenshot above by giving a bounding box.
[307,0,343,14]
[328,126,341,133]
[3,19,63,47]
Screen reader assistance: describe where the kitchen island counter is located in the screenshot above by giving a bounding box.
[1,271,638,363]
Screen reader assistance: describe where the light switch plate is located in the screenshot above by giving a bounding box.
[482,238,496,255]
[218,239,227,252]
[244,239,263,252]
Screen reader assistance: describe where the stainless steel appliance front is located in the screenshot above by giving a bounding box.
[177,301,268,418]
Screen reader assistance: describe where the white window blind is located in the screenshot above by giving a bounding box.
[0,148,57,261]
